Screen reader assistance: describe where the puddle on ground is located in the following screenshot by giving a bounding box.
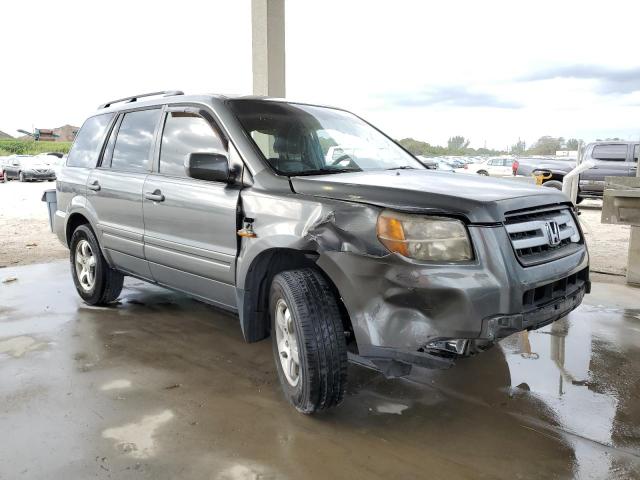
[375,402,409,415]
[100,379,132,391]
[216,463,276,480]
[102,410,174,459]
[500,308,640,479]
[0,335,47,358]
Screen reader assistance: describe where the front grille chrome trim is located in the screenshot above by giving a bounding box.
[504,206,583,266]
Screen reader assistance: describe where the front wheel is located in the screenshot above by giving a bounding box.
[270,268,348,414]
[477,170,489,176]
[70,224,124,305]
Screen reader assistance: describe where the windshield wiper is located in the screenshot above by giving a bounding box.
[386,165,416,170]
[290,167,361,177]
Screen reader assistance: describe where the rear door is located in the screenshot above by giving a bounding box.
[580,144,630,194]
[142,107,241,309]
[86,108,162,278]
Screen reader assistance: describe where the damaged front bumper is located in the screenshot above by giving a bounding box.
[317,223,590,372]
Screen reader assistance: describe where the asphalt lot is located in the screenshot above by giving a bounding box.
[1,262,640,479]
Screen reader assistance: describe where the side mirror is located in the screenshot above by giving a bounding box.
[186,152,231,183]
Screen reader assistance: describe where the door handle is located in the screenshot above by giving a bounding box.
[88,180,101,191]
[144,190,165,202]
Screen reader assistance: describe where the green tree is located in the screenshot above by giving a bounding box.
[529,136,563,155]
[447,135,470,152]
[565,138,580,150]
[511,139,526,155]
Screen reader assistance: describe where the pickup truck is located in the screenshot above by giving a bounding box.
[513,141,638,200]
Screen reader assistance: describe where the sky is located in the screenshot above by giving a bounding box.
[1,0,640,150]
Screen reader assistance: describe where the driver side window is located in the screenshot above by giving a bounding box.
[159,112,225,178]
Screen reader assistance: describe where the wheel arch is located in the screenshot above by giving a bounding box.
[65,212,97,248]
[236,248,355,349]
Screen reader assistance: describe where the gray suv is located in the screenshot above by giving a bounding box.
[54,91,590,413]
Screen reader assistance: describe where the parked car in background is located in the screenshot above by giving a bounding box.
[53,91,589,414]
[513,141,638,199]
[435,159,456,172]
[442,157,466,169]
[2,154,56,182]
[0,156,10,182]
[416,155,438,169]
[463,157,514,176]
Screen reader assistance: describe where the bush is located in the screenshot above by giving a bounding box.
[0,140,72,156]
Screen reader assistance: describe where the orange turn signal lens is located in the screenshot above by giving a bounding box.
[376,214,409,256]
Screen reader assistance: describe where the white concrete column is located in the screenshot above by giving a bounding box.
[251,0,286,97]
[628,161,640,285]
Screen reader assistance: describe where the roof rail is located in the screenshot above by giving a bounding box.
[99,90,184,109]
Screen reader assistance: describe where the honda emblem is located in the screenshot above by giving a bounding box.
[545,221,561,246]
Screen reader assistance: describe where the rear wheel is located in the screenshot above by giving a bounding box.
[70,224,124,305]
[270,268,348,414]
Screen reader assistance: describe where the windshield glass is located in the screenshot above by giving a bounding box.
[228,100,424,175]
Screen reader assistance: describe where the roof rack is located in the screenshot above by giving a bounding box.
[99,90,184,109]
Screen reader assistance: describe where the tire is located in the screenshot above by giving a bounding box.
[69,224,124,305]
[542,180,563,190]
[270,268,348,414]
[477,170,489,176]
[19,172,25,182]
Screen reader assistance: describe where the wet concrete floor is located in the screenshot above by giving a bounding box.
[1,261,640,479]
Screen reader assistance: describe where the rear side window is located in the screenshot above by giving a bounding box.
[159,112,225,177]
[592,144,627,161]
[111,109,161,172]
[67,113,114,168]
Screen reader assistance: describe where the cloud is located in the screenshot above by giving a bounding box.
[383,86,522,109]
[522,65,640,94]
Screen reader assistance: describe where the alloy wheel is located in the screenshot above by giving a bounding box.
[74,239,96,291]
[274,298,300,386]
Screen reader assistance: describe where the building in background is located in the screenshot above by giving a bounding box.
[17,125,79,142]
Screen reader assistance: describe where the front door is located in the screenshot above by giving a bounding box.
[142,108,241,310]
[87,108,162,279]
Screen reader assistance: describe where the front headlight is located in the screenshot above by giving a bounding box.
[376,210,473,261]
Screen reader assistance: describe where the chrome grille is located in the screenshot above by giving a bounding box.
[504,206,582,266]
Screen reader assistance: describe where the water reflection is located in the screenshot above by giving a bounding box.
[501,306,640,478]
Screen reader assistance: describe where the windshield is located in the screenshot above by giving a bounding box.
[228,100,424,175]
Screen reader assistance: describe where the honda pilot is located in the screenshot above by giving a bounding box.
[54,91,590,413]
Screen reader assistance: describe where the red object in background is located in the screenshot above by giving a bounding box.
[464,164,468,169]
[512,160,519,175]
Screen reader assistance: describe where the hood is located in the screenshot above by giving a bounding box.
[24,162,51,169]
[290,170,570,223]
